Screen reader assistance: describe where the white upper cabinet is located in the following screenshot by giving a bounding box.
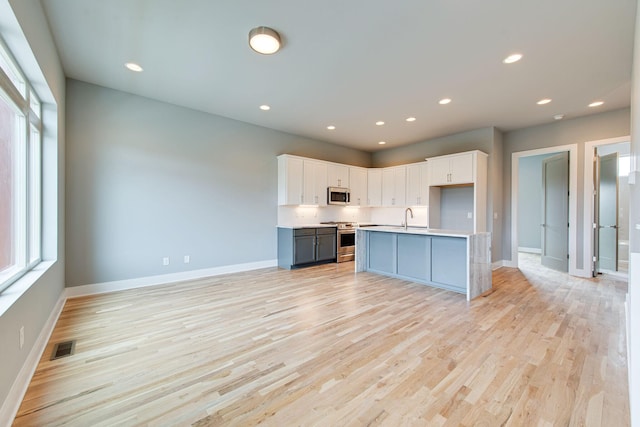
[278,155,304,205]
[406,162,429,206]
[327,163,349,188]
[367,169,382,206]
[278,155,327,206]
[303,159,328,206]
[382,166,406,207]
[349,167,368,206]
[429,152,474,185]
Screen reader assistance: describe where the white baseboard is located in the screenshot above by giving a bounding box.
[518,247,541,254]
[491,260,506,270]
[0,293,65,425]
[66,259,278,298]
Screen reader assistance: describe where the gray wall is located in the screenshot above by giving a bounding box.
[65,80,371,287]
[517,153,556,250]
[372,127,503,262]
[0,0,65,411]
[502,108,631,267]
[440,186,474,231]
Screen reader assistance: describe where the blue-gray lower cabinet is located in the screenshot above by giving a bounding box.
[366,231,466,293]
[278,227,337,269]
[368,231,395,274]
[431,236,467,289]
[397,234,431,281]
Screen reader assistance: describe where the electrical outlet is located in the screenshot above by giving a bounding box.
[162,257,170,266]
[184,255,190,264]
[19,326,24,349]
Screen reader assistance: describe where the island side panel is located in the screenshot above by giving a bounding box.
[467,232,492,300]
[355,229,368,272]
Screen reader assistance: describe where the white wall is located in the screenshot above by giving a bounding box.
[627,1,640,424]
[0,0,65,415]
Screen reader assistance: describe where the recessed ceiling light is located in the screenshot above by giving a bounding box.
[327,125,336,130]
[248,26,282,55]
[588,101,604,107]
[439,98,452,105]
[376,121,385,126]
[554,114,565,120]
[125,62,143,72]
[537,98,552,105]
[503,53,523,64]
[406,117,416,122]
[378,141,386,145]
[259,104,271,111]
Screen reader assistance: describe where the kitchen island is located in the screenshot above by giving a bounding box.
[356,226,491,300]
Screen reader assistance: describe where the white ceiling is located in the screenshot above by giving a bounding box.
[40,0,636,152]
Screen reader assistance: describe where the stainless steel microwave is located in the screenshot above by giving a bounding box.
[327,187,350,205]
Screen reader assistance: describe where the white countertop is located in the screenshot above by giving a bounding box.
[357,225,478,238]
[277,224,339,229]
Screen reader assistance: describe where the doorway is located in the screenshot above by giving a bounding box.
[515,151,569,272]
[510,144,579,275]
[591,141,630,277]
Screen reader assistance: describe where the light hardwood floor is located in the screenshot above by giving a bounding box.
[13,258,629,426]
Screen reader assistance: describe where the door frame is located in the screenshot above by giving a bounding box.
[582,135,630,278]
[510,144,580,276]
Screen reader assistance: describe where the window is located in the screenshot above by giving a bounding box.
[0,38,42,294]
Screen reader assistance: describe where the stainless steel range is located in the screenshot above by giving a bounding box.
[320,221,356,263]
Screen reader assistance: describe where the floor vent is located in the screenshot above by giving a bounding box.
[51,340,76,360]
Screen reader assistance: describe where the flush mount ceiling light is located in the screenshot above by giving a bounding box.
[378,141,386,145]
[249,26,282,55]
[554,114,565,120]
[406,117,416,122]
[503,53,523,64]
[537,98,552,105]
[259,104,271,111]
[588,101,604,107]
[125,62,143,72]
[327,125,336,130]
[439,98,452,105]
[376,121,385,126]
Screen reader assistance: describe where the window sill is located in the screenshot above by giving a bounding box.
[0,260,56,317]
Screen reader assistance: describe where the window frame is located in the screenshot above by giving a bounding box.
[0,36,43,294]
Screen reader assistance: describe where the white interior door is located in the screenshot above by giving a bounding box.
[596,152,619,272]
[541,152,569,272]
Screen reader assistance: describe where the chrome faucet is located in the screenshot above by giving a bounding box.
[404,207,414,230]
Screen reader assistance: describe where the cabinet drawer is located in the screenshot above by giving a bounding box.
[316,227,337,235]
[294,228,316,237]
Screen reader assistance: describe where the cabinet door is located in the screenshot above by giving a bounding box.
[382,166,406,206]
[294,235,316,265]
[278,156,304,205]
[328,164,349,188]
[397,234,431,280]
[367,169,382,206]
[431,237,467,290]
[449,153,474,184]
[394,166,406,206]
[382,168,395,206]
[316,232,337,261]
[349,167,368,206]
[428,157,451,186]
[368,232,395,274]
[406,163,428,206]
[303,160,327,205]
